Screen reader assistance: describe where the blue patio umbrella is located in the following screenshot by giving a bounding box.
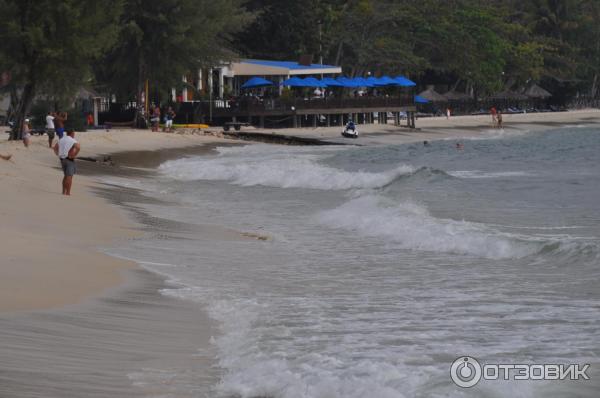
[374,76,399,86]
[320,77,344,87]
[366,76,383,86]
[415,95,429,104]
[241,77,274,89]
[352,77,375,87]
[281,76,306,87]
[394,76,417,87]
[335,76,357,88]
[301,77,327,87]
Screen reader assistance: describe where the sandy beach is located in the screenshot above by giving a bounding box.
[0,129,231,312]
[0,108,599,396]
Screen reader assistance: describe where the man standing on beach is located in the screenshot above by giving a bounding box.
[46,112,56,148]
[53,128,80,195]
[54,111,67,139]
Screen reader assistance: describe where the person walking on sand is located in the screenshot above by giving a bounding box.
[446,108,451,119]
[54,111,67,139]
[151,105,161,132]
[496,111,503,129]
[22,119,32,148]
[164,106,176,132]
[490,106,497,127]
[53,128,80,196]
[46,111,56,148]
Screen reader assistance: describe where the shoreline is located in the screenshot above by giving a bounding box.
[1,109,599,312]
[0,109,598,396]
[0,129,230,312]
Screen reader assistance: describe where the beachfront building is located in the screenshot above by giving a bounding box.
[167,58,417,129]
[173,59,343,102]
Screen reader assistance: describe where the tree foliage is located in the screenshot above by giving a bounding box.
[97,0,252,101]
[235,0,600,96]
[0,0,121,138]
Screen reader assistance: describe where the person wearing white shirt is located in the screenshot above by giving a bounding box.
[53,129,80,195]
[46,112,56,148]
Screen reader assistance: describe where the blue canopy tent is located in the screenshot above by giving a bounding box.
[415,95,430,104]
[241,77,274,89]
[394,76,417,87]
[281,77,306,87]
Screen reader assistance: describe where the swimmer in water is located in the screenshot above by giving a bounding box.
[456,142,464,150]
[423,140,430,146]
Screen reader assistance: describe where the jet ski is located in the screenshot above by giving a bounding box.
[341,121,358,138]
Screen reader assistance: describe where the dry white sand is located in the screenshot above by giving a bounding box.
[248,108,600,145]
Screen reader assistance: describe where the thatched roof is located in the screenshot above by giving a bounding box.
[524,84,552,99]
[489,90,528,100]
[443,90,471,100]
[418,87,447,102]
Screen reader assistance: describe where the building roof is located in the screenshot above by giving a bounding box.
[443,90,471,100]
[229,59,342,76]
[524,84,552,99]
[418,87,447,102]
[489,90,529,100]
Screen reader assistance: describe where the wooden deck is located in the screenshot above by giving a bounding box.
[198,96,417,128]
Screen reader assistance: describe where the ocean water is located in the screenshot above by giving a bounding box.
[109,127,600,398]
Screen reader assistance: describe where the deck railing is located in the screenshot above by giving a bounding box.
[203,95,414,114]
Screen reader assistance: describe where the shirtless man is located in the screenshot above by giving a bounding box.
[53,128,80,195]
[54,111,68,139]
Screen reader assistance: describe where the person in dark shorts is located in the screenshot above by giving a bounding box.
[54,111,67,139]
[46,111,56,147]
[53,128,80,195]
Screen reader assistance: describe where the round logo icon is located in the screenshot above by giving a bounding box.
[450,356,482,388]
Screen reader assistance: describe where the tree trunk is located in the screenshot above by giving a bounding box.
[11,82,35,140]
[334,40,344,67]
[6,84,18,123]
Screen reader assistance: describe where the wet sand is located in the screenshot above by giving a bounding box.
[0,269,217,398]
[0,142,232,397]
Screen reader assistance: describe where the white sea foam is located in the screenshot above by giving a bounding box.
[317,195,537,259]
[159,146,414,190]
[449,170,533,179]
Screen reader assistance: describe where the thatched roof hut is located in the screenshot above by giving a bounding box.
[418,87,447,102]
[443,90,471,101]
[489,90,529,100]
[524,84,552,99]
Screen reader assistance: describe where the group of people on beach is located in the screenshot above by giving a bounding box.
[1,110,81,195]
[149,104,176,133]
[46,111,81,195]
[490,106,503,128]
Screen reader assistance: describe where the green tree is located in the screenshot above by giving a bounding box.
[0,0,121,139]
[97,0,251,108]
